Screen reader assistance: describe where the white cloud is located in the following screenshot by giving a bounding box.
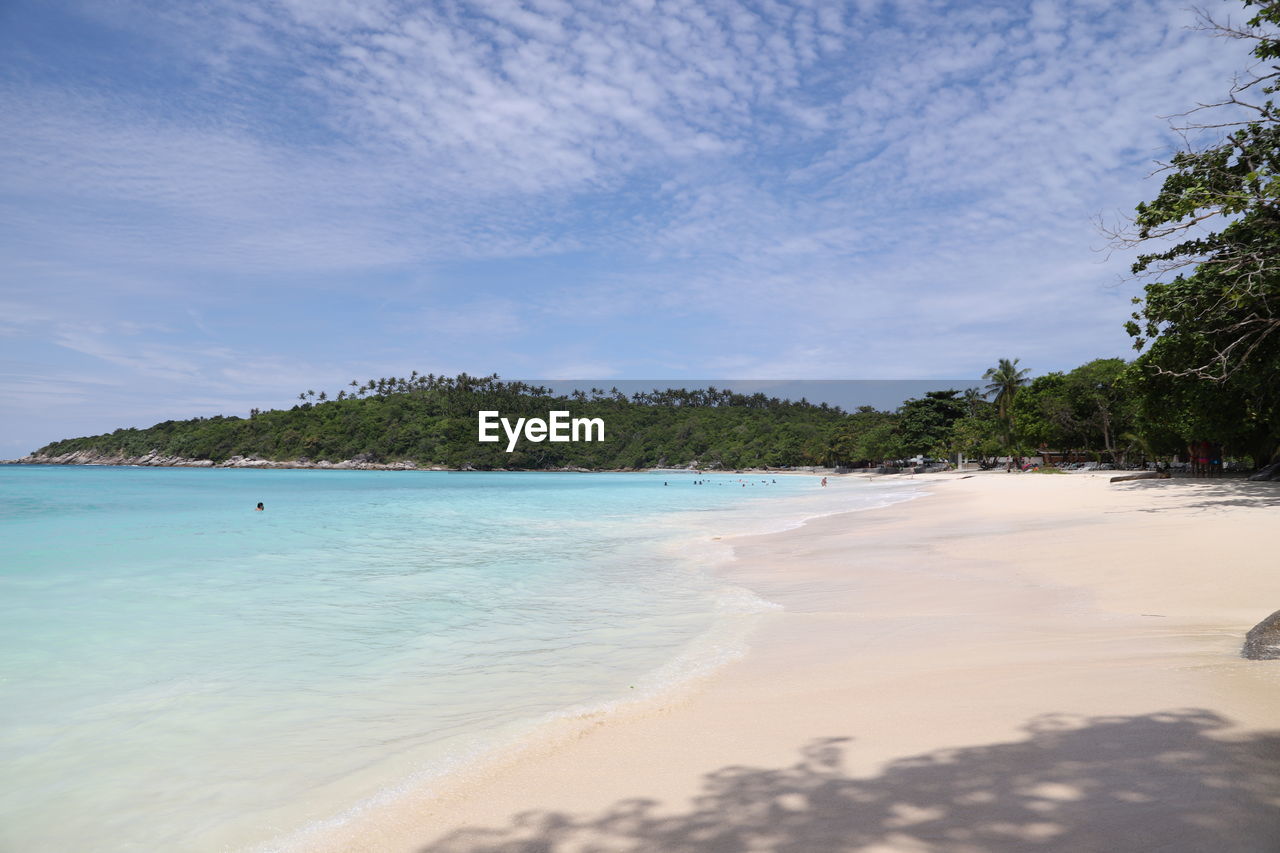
[0,0,1262,451]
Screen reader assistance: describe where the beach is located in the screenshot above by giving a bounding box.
[311,470,1280,852]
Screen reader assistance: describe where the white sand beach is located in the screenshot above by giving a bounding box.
[311,471,1280,852]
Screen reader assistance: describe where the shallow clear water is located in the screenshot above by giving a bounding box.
[0,466,919,852]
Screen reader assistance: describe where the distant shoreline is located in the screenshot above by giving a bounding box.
[1,451,840,475]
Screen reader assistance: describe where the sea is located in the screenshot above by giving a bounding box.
[0,466,922,852]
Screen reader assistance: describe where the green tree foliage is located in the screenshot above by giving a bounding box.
[1012,360,1138,461]
[982,358,1030,420]
[37,375,849,470]
[43,353,1248,470]
[1012,373,1074,451]
[1122,1,1280,464]
[827,406,902,466]
[827,391,973,466]
[896,391,965,458]
[1125,357,1277,463]
[982,357,1030,449]
[943,389,1000,464]
[1065,359,1133,459]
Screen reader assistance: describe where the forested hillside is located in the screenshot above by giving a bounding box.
[32,361,1280,470]
[35,375,849,470]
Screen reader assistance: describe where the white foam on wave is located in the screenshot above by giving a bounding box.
[256,476,929,853]
[662,479,929,547]
[759,487,930,535]
[258,580,784,853]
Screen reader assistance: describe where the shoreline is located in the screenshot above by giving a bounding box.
[268,475,922,853]
[303,470,1280,852]
[2,465,869,852]
[1,451,848,475]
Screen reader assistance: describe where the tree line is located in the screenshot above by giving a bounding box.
[33,350,1275,470]
[830,354,1275,469]
[36,374,850,470]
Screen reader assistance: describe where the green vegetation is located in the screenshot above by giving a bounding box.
[1117,1,1280,466]
[821,358,1189,469]
[37,375,850,470]
[38,350,1270,471]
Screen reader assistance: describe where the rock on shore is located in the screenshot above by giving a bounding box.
[3,450,420,471]
[1248,462,1280,482]
[1243,610,1280,660]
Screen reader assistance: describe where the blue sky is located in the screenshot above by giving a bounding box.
[0,0,1256,454]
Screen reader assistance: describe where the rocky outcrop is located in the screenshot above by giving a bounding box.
[1248,462,1280,482]
[4,450,419,471]
[1243,610,1280,660]
[221,455,418,470]
[4,449,218,467]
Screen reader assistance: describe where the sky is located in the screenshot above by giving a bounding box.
[0,0,1259,455]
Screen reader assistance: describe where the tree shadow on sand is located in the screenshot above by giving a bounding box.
[1118,477,1280,512]
[420,710,1280,852]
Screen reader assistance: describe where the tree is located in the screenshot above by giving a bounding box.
[1118,1,1280,464]
[949,396,1002,466]
[1012,373,1075,452]
[983,358,1030,449]
[1064,359,1133,461]
[827,406,901,466]
[897,391,964,458]
[1126,350,1277,464]
[1009,362,1138,463]
[983,358,1030,420]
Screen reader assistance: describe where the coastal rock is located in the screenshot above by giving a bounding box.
[7,450,426,471]
[221,456,287,469]
[1248,462,1280,482]
[1242,610,1280,659]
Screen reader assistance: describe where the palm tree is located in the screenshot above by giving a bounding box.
[983,358,1029,422]
[983,358,1030,452]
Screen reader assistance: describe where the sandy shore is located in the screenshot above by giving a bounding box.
[310,471,1280,852]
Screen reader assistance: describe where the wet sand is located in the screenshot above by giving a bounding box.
[309,471,1280,852]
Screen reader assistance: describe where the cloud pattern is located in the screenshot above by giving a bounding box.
[0,0,1257,451]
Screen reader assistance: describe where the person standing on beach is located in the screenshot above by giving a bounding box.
[1198,440,1212,478]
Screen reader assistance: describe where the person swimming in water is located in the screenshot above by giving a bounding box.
[256,502,264,511]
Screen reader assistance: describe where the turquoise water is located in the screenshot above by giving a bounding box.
[0,466,918,852]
